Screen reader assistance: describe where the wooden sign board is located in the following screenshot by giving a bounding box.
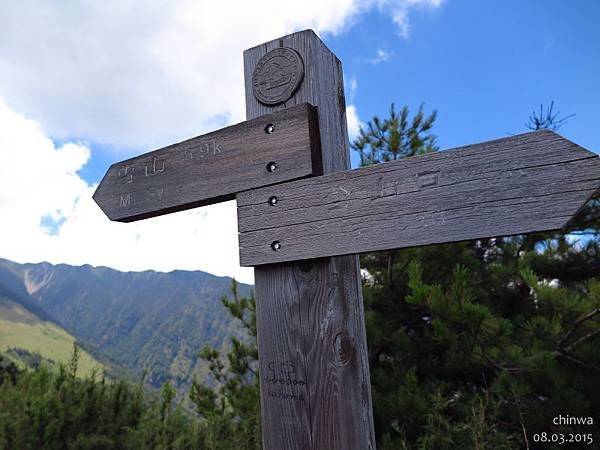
[93,103,321,222]
[237,130,600,266]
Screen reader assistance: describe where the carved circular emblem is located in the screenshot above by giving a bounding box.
[252,47,304,106]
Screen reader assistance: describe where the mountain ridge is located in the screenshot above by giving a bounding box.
[0,257,252,393]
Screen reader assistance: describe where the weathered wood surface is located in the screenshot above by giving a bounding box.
[238,130,600,266]
[244,30,376,450]
[93,103,321,222]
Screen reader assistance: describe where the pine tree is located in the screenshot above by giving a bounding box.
[0,346,210,449]
[355,103,599,449]
[189,279,261,450]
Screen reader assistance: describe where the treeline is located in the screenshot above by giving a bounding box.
[351,103,600,449]
[0,345,260,450]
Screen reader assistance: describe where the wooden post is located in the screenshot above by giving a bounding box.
[243,30,376,450]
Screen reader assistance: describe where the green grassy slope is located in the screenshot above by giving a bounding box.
[0,296,103,376]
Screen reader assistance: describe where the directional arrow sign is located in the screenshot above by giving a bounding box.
[93,103,321,222]
[237,130,600,266]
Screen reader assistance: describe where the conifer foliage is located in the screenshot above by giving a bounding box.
[189,280,261,449]
[0,345,205,449]
[355,104,599,449]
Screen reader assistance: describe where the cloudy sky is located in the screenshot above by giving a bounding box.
[0,0,598,284]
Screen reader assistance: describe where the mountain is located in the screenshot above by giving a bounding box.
[0,285,103,376]
[0,257,252,393]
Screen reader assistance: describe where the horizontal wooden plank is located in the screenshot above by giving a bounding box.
[93,103,321,222]
[237,130,600,266]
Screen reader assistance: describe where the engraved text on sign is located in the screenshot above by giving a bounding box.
[93,103,321,222]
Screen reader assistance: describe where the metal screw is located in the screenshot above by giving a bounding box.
[271,240,281,251]
[268,196,278,206]
[266,161,277,172]
[265,124,275,134]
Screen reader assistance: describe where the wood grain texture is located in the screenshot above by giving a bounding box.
[243,30,376,450]
[238,130,600,266]
[93,103,321,222]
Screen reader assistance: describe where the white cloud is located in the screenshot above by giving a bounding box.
[370,49,392,64]
[347,76,358,102]
[376,0,445,37]
[346,105,363,142]
[0,0,444,149]
[0,98,89,241]
[0,0,353,149]
[0,98,253,283]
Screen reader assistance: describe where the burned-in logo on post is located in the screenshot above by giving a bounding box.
[252,47,304,106]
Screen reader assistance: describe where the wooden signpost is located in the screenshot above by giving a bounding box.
[94,103,321,222]
[237,130,599,265]
[94,29,600,450]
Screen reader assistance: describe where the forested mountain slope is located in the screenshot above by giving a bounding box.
[0,257,251,392]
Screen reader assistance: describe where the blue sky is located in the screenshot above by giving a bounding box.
[327,0,600,168]
[0,1,598,283]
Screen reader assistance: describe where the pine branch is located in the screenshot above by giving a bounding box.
[471,331,530,374]
[511,389,530,450]
[558,307,600,350]
[563,328,600,354]
[556,352,600,372]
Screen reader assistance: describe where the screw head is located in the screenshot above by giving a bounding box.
[266,161,277,172]
[271,241,281,251]
[265,124,275,134]
[268,196,278,206]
